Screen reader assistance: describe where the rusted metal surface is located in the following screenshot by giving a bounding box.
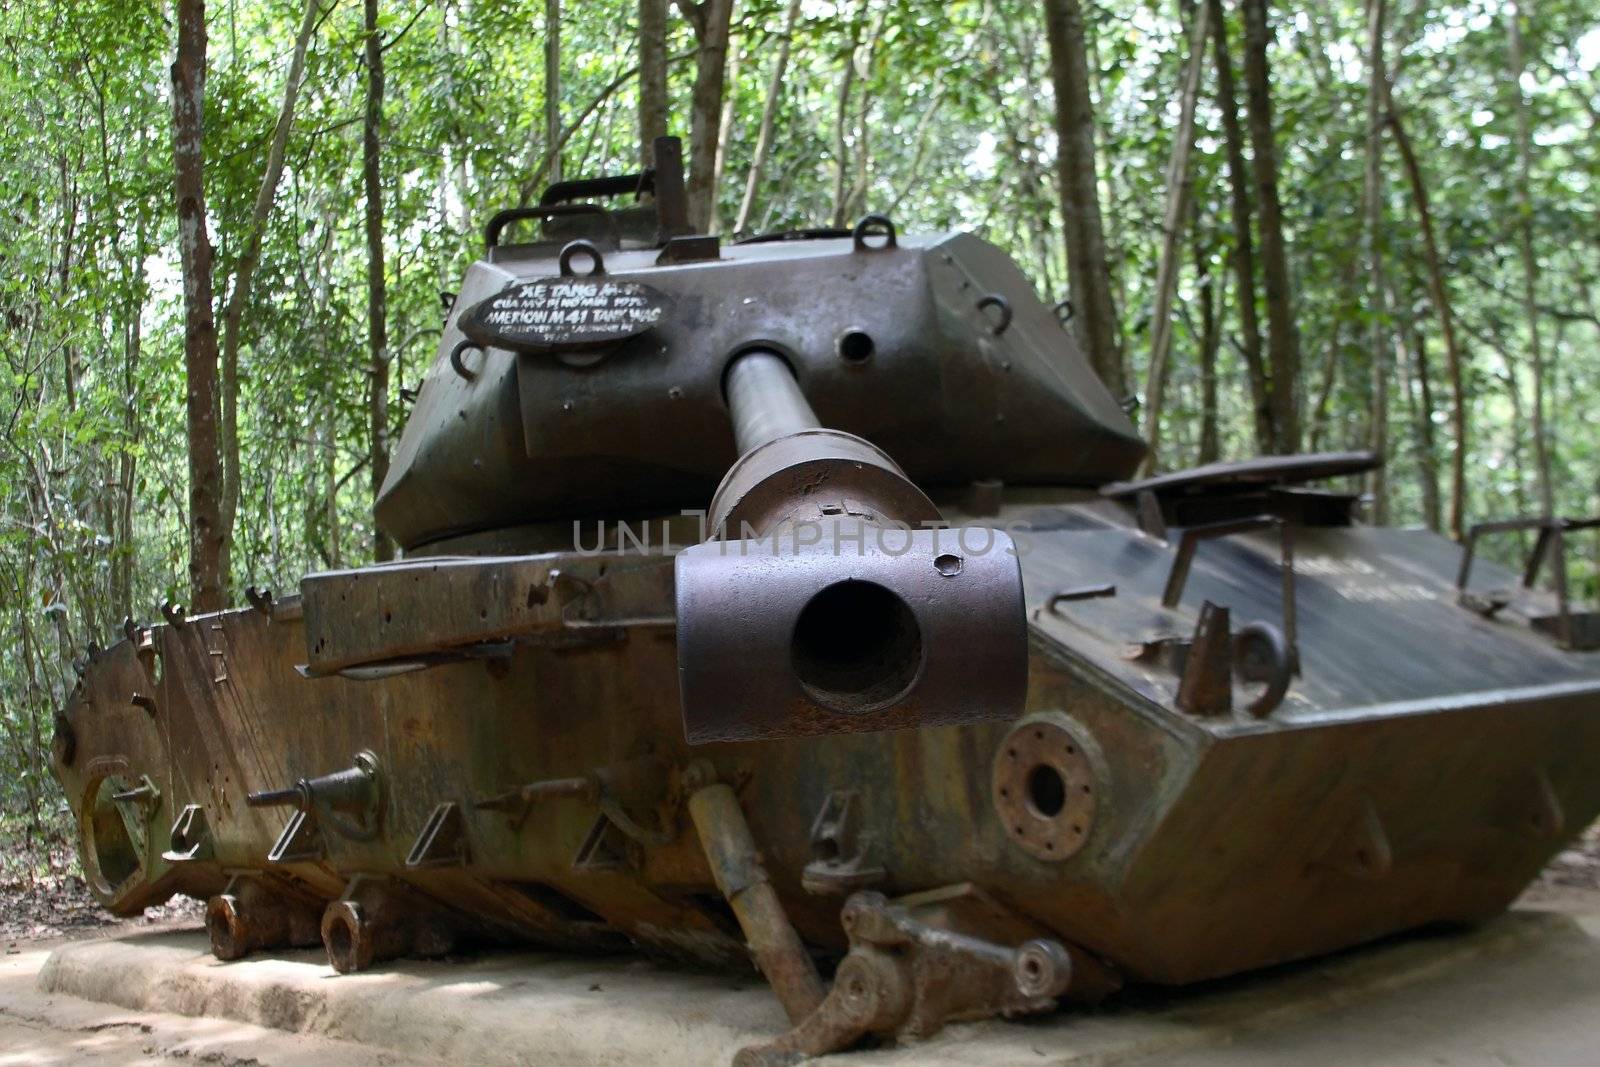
[735,890,1073,1065]
[687,775,826,1024]
[205,875,323,960]
[52,140,1600,1064]
[675,528,1027,742]
[1458,514,1600,650]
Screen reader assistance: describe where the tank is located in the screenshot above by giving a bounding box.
[54,138,1600,1064]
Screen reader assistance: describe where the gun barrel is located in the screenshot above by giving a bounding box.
[725,350,819,454]
[675,344,1029,743]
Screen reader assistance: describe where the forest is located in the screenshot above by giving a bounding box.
[0,0,1596,839]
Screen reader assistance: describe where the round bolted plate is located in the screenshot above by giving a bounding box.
[993,716,1098,862]
[460,277,673,352]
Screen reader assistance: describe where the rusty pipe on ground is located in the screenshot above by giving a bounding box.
[688,780,826,1024]
[205,878,322,961]
[321,879,461,974]
[675,346,1030,743]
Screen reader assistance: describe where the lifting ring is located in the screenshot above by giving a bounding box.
[977,293,1013,335]
[851,214,897,252]
[450,339,483,382]
[559,239,607,277]
[1236,621,1292,718]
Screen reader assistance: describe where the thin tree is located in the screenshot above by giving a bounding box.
[1239,0,1299,451]
[675,0,735,231]
[1508,0,1553,516]
[1391,277,1442,531]
[1385,80,1467,538]
[1362,0,1390,521]
[1043,0,1125,397]
[638,0,669,167]
[1209,0,1270,453]
[829,0,866,228]
[734,0,802,234]
[1140,0,1212,471]
[708,32,741,234]
[363,0,393,560]
[171,0,226,611]
[1194,205,1222,464]
[219,0,326,579]
[545,0,562,185]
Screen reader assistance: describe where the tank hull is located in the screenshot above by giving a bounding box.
[55,496,1600,987]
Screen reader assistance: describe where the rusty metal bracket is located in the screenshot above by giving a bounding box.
[733,891,1072,1066]
[1457,514,1600,650]
[163,803,212,862]
[245,586,304,622]
[405,802,470,869]
[1131,601,1293,719]
[266,809,324,864]
[802,791,885,895]
[476,757,676,846]
[110,775,161,818]
[1162,514,1298,665]
[1045,584,1116,616]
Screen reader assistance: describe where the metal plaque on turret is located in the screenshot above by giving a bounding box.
[460,278,673,351]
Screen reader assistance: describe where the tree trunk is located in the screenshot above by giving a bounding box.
[1140,0,1211,471]
[1239,0,1299,452]
[841,6,886,223]
[115,212,148,623]
[734,0,801,234]
[545,0,562,185]
[1195,205,1222,465]
[678,0,735,232]
[1385,82,1467,539]
[829,1,865,228]
[364,0,394,561]
[1043,0,1125,397]
[1362,0,1390,523]
[1508,0,1553,516]
[171,0,226,612]
[1209,0,1270,453]
[219,0,323,576]
[707,32,740,234]
[1394,284,1441,532]
[638,0,669,167]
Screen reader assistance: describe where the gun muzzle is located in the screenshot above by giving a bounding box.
[675,348,1028,743]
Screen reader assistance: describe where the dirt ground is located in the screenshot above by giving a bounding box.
[0,817,203,952]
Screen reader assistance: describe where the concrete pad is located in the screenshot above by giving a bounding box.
[0,937,437,1066]
[26,911,1600,1066]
